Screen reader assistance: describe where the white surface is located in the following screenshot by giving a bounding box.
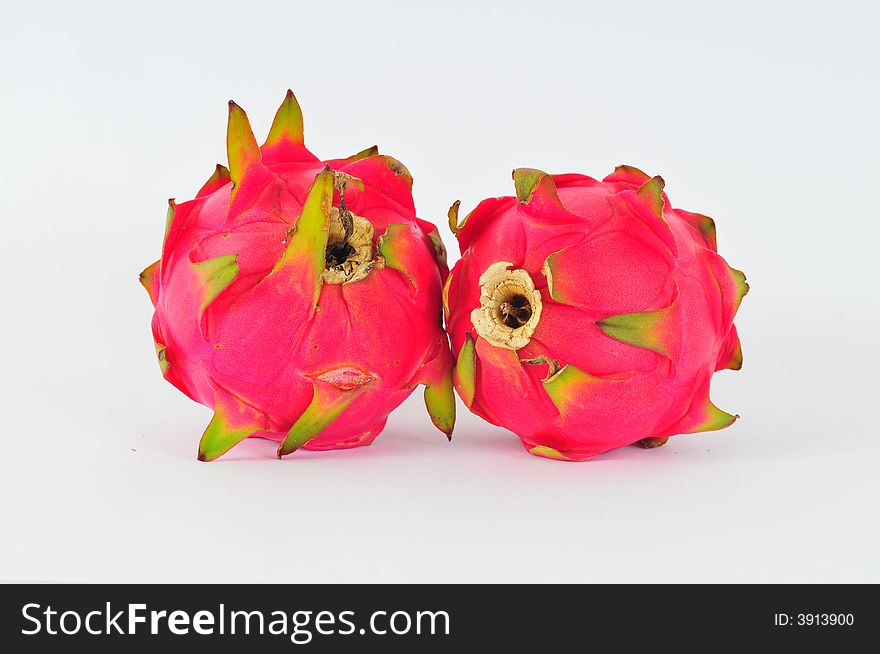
[1,1,878,583]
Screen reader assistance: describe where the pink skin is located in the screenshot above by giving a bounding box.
[144,97,450,455]
[446,167,746,460]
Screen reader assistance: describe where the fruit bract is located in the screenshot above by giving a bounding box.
[444,167,747,461]
[140,91,454,461]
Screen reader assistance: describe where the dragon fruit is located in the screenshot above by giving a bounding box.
[444,167,747,461]
[140,91,454,461]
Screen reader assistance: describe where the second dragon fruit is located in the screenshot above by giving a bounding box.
[444,167,747,460]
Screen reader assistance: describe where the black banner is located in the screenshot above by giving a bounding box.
[0,584,874,650]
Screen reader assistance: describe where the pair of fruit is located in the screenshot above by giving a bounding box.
[140,90,747,462]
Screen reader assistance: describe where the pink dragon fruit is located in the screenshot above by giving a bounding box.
[444,167,747,460]
[140,91,454,461]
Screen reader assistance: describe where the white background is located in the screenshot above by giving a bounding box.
[1,1,878,582]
